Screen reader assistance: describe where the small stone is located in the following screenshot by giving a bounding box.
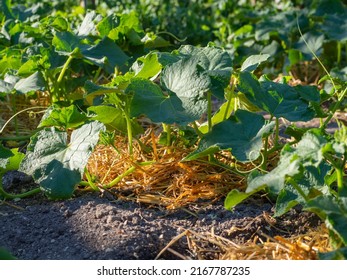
[106,215,116,224]
[95,208,105,219]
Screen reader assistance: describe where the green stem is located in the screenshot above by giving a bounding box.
[0,185,41,199]
[337,41,342,66]
[123,111,133,155]
[223,80,236,121]
[105,161,154,188]
[84,168,99,192]
[261,135,269,170]
[274,118,280,145]
[162,123,172,146]
[0,107,47,135]
[192,121,204,138]
[336,167,344,193]
[288,177,309,202]
[57,55,74,84]
[207,91,213,132]
[322,87,347,129]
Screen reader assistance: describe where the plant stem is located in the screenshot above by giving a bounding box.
[57,55,74,84]
[288,177,309,202]
[123,111,133,155]
[223,78,236,121]
[192,121,204,138]
[274,118,280,145]
[84,168,99,191]
[337,41,342,66]
[336,167,344,193]
[207,91,213,132]
[261,135,269,170]
[105,161,154,188]
[0,185,41,199]
[0,106,47,135]
[322,87,347,129]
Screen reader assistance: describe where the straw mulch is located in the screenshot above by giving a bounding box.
[85,131,331,260]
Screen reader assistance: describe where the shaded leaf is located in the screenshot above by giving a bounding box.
[179,45,233,99]
[127,78,194,125]
[238,71,316,121]
[184,110,275,162]
[161,57,211,123]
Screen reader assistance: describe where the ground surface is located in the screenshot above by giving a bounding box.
[0,187,320,260]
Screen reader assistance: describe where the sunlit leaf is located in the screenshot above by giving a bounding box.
[19,121,105,199]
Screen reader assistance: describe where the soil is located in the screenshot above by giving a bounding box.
[0,180,320,260]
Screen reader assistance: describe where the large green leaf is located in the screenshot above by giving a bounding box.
[178,45,233,99]
[161,57,211,123]
[127,78,194,125]
[294,32,325,60]
[52,32,129,73]
[82,37,129,73]
[238,71,316,121]
[19,121,105,199]
[247,129,327,194]
[275,162,332,216]
[305,196,347,245]
[52,31,83,56]
[184,110,275,162]
[0,72,45,94]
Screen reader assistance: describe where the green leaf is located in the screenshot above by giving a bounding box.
[294,32,325,60]
[88,105,143,135]
[161,57,211,123]
[224,188,263,210]
[19,121,105,199]
[52,31,83,56]
[275,162,332,216]
[321,15,347,42]
[0,247,16,260]
[240,54,270,72]
[76,11,102,37]
[38,105,88,129]
[238,71,316,121]
[319,247,347,260]
[14,71,45,94]
[305,196,347,245]
[0,144,13,167]
[184,110,275,162]
[179,45,233,99]
[127,78,194,125]
[84,80,118,97]
[82,37,129,73]
[132,52,162,79]
[96,14,119,37]
[53,32,129,72]
[0,0,14,20]
[247,130,327,194]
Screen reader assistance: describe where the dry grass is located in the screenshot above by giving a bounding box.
[86,132,246,210]
[85,132,333,260]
